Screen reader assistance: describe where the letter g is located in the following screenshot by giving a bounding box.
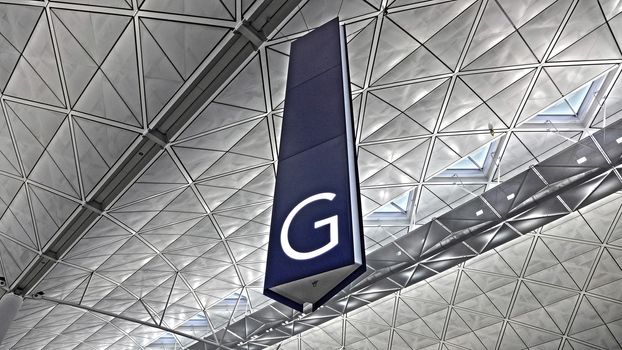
[280,193,338,260]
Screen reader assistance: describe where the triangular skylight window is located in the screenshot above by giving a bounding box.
[528,74,605,124]
[365,189,414,223]
[447,142,490,171]
[539,83,590,117]
[373,190,409,214]
[364,66,611,232]
[434,140,498,180]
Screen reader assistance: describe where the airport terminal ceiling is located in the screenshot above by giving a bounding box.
[0,0,621,349]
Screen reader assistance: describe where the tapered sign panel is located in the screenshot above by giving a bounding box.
[264,18,365,312]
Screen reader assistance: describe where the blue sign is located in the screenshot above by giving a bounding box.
[264,18,365,312]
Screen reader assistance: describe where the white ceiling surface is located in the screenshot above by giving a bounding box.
[0,0,620,349]
[269,193,622,350]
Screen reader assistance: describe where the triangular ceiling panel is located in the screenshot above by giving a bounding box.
[29,119,80,198]
[2,1,622,349]
[5,13,65,107]
[177,55,266,140]
[362,92,408,141]
[0,105,22,177]
[462,0,515,66]
[52,9,130,66]
[545,64,613,95]
[465,31,538,70]
[96,237,157,283]
[266,43,289,109]
[371,17,420,84]
[64,217,132,271]
[0,4,42,52]
[424,1,478,70]
[347,18,376,89]
[54,0,132,9]
[213,55,266,114]
[463,68,533,101]
[0,35,20,93]
[139,19,185,123]
[29,184,79,248]
[550,23,622,61]
[518,69,563,123]
[390,1,477,43]
[0,3,42,92]
[497,0,557,28]
[4,101,66,176]
[439,78,484,129]
[196,165,270,211]
[0,173,22,221]
[141,18,228,80]
[0,233,37,284]
[518,0,572,61]
[487,70,535,126]
[112,152,188,210]
[72,116,139,195]
[0,185,36,249]
[73,23,142,127]
[140,0,235,20]
[424,138,462,178]
[550,0,606,57]
[50,10,99,108]
[375,44,451,85]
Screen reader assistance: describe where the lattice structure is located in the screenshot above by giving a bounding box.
[0,0,621,349]
[270,193,622,350]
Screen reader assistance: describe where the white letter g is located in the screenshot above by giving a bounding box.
[280,193,338,260]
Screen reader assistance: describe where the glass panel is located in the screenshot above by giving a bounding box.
[539,99,575,116]
[392,191,409,211]
[371,201,396,213]
[376,199,405,213]
[367,190,413,218]
[566,84,590,112]
[448,156,480,170]
[448,143,491,171]
[529,74,607,124]
[469,144,490,168]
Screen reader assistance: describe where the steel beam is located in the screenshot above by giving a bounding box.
[8,0,303,300]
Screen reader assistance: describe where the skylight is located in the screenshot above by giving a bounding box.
[365,190,414,223]
[530,75,605,124]
[539,83,590,117]
[365,141,497,223]
[373,190,410,214]
[435,140,498,180]
[447,142,491,171]
[363,70,609,232]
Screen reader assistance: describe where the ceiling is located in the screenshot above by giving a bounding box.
[0,0,621,349]
[269,192,622,350]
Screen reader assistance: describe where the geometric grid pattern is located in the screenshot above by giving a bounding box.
[213,105,622,349]
[1,0,622,349]
[0,1,244,349]
[270,192,622,350]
